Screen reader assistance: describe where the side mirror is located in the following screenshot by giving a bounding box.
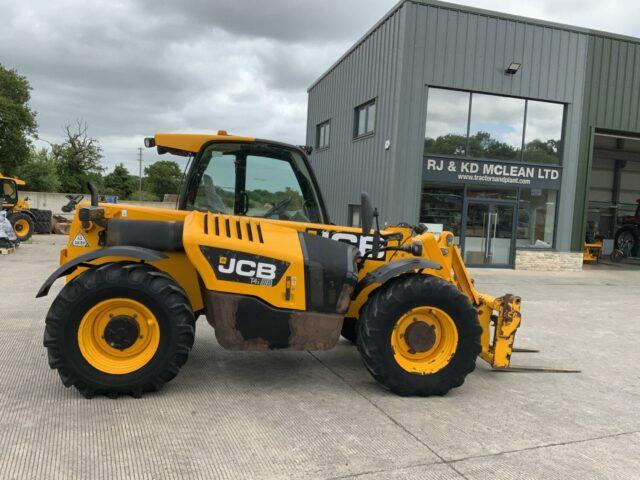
[361,192,374,235]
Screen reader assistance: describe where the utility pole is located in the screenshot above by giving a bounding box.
[138,147,143,201]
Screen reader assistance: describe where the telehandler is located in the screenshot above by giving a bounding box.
[1,172,52,240]
[38,132,523,398]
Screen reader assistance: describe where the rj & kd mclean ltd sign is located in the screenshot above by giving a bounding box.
[423,157,562,190]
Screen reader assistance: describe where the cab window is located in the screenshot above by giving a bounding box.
[1,180,17,204]
[245,155,309,222]
[184,142,324,224]
[190,148,236,214]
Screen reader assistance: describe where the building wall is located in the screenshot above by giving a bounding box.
[306,3,408,225]
[572,35,640,250]
[396,1,589,251]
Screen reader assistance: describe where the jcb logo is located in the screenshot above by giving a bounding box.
[201,246,289,286]
[218,258,277,280]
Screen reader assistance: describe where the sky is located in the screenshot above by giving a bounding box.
[2,0,640,173]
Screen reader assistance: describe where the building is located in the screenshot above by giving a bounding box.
[305,0,640,269]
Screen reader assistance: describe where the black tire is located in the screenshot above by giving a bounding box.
[615,227,640,257]
[35,220,52,234]
[357,274,481,396]
[32,209,52,233]
[341,317,358,344]
[610,249,625,263]
[8,212,34,241]
[43,262,196,398]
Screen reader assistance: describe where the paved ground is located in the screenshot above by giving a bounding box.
[1,235,639,479]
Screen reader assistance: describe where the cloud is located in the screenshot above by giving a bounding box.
[1,0,639,175]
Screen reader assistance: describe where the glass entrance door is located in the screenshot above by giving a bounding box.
[463,201,516,267]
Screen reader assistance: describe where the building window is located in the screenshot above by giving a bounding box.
[468,94,525,161]
[420,184,464,238]
[424,88,564,165]
[523,100,564,164]
[348,204,361,227]
[424,88,470,156]
[354,99,376,138]
[516,189,557,248]
[316,120,330,149]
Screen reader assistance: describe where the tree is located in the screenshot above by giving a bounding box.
[425,131,519,161]
[144,160,182,200]
[51,120,103,193]
[15,147,60,192]
[104,164,135,199]
[0,64,37,175]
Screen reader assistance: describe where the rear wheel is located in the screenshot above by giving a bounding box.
[615,227,639,257]
[43,262,195,398]
[357,274,481,396]
[9,212,34,241]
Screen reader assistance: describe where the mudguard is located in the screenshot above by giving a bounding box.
[352,257,442,298]
[36,246,167,298]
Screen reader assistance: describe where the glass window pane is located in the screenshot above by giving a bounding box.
[420,184,464,239]
[349,204,361,227]
[357,107,367,136]
[468,94,525,161]
[424,88,470,156]
[190,151,236,214]
[523,101,564,164]
[516,189,557,248]
[366,102,376,133]
[245,155,309,221]
[324,123,330,146]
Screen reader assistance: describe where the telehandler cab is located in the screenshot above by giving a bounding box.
[38,132,524,398]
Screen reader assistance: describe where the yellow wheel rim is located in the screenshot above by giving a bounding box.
[78,298,160,375]
[14,218,30,235]
[391,306,458,375]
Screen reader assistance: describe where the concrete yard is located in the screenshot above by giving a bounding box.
[1,235,639,479]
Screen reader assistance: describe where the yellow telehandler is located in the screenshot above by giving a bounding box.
[37,132,523,398]
[1,172,52,240]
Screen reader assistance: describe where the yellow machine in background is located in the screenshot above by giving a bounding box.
[583,220,603,263]
[583,240,603,263]
[1,173,34,241]
[37,132,525,399]
[1,172,52,241]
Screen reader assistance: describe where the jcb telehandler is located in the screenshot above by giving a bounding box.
[37,132,523,398]
[1,172,52,240]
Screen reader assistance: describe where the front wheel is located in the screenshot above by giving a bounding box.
[357,274,481,396]
[9,212,34,241]
[43,262,195,398]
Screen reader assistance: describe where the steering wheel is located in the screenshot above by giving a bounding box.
[263,197,292,218]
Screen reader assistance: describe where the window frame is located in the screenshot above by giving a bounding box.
[424,87,566,166]
[182,141,329,224]
[316,120,331,150]
[353,98,377,139]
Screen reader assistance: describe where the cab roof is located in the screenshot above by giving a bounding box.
[152,132,255,155]
[0,173,25,186]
